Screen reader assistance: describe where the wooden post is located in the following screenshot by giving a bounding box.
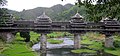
[40,34,47,53]
[74,33,81,49]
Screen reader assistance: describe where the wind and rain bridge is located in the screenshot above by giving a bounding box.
[0,12,119,53]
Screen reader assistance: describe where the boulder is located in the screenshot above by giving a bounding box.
[0,32,15,43]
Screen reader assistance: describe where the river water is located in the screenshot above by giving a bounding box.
[37,48,97,56]
[32,38,74,50]
[32,38,116,56]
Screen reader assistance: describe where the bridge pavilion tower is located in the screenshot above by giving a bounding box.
[0,14,15,43]
[34,12,52,54]
[70,13,86,49]
[101,17,120,48]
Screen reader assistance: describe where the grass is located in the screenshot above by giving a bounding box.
[104,36,120,56]
[71,49,96,53]
[47,32,65,38]
[2,43,36,56]
[104,48,120,56]
[71,32,104,54]
[81,39,93,45]
[47,32,73,38]
[1,32,38,56]
[1,32,120,56]
[29,31,40,47]
[0,39,7,54]
[47,39,63,44]
[81,35,103,50]
[30,31,40,41]
[72,32,120,56]
[87,41,103,50]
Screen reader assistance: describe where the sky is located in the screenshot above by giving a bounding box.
[5,0,77,11]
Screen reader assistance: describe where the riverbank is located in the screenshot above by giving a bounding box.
[0,39,6,54]
[71,33,120,56]
[0,32,39,56]
[1,32,120,56]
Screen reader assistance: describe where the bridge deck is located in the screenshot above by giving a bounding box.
[1,19,120,33]
[0,27,120,32]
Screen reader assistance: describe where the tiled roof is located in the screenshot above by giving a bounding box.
[37,12,50,19]
[71,13,83,19]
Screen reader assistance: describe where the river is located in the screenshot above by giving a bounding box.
[32,38,116,56]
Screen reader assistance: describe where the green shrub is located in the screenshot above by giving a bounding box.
[29,31,40,46]
[104,48,120,56]
[20,32,30,42]
[114,40,120,47]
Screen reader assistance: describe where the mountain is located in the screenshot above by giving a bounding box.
[56,5,88,21]
[8,4,87,21]
[64,4,74,9]
[8,4,74,21]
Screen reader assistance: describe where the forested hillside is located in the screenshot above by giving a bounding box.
[8,4,71,21]
[8,4,87,21]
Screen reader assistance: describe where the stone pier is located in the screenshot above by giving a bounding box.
[0,32,15,43]
[74,33,81,49]
[40,34,47,53]
[104,36,114,48]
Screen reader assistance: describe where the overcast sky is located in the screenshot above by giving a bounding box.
[5,0,76,11]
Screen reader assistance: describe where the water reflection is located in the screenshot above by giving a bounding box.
[40,53,46,56]
[38,48,116,56]
[46,48,78,56]
[38,48,97,56]
[33,38,116,56]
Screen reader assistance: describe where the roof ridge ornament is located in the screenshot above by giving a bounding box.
[71,12,83,19]
[36,12,52,23]
[43,12,46,15]
[77,10,78,13]
[37,12,50,19]
[70,12,85,23]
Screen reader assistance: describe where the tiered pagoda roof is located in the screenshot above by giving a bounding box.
[71,13,83,19]
[100,17,119,25]
[70,13,86,28]
[36,12,52,22]
[100,17,120,29]
[0,14,14,26]
[34,12,52,27]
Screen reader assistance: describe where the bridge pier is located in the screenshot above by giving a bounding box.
[74,33,81,49]
[40,33,47,53]
[104,36,114,48]
[0,32,15,43]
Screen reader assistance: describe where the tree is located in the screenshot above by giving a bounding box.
[0,0,7,15]
[0,0,10,25]
[20,32,30,42]
[62,0,120,22]
[0,0,7,7]
[81,0,120,22]
[85,0,120,22]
